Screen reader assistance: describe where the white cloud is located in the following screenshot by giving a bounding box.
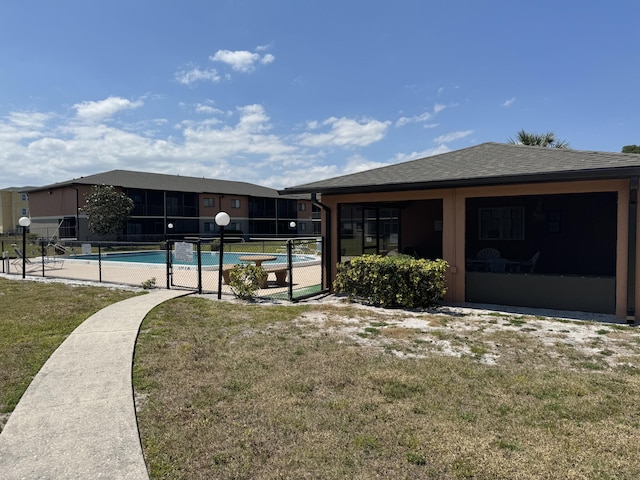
[0,112,51,143]
[298,117,390,148]
[396,111,432,127]
[502,97,516,107]
[174,67,221,85]
[8,111,51,129]
[74,97,143,122]
[195,104,223,115]
[390,145,450,164]
[343,155,390,175]
[261,53,275,65]
[433,130,473,143]
[0,93,462,190]
[210,49,275,73]
[180,104,295,161]
[396,103,447,127]
[434,103,447,114]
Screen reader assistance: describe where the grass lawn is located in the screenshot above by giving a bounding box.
[0,277,139,430]
[134,298,640,479]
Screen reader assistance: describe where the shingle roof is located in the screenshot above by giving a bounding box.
[28,169,291,199]
[281,142,640,195]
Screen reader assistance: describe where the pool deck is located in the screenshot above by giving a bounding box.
[4,256,323,296]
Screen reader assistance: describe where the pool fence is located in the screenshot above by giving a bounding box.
[1,237,325,301]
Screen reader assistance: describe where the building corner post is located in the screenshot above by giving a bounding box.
[627,176,638,324]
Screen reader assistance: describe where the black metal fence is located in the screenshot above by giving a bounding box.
[1,237,325,301]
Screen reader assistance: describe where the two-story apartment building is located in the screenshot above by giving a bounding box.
[26,170,317,241]
[0,188,30,234]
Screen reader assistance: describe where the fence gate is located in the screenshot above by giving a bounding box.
[167,238,218,293]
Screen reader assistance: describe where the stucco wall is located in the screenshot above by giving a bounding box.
[323,178,632,319]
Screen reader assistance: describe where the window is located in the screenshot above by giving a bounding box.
[300,223,307,232]
[22,208,27,215]
[204,222,215,232]
[249,197,275,217]
[203,198,215,207]
[479,207,524,240]
[231,199,241,208]
[21,194,27,201]
[299,202,306,211]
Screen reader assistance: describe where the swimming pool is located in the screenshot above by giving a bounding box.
[73,250,317,267]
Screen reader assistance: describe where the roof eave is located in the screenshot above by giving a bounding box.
[281,167,640,196]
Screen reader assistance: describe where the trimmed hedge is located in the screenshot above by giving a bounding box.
[333,254,448,309]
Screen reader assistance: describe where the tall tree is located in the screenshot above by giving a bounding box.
[82,184,134,237]
[622,145,640,154]
[507,129,569,149]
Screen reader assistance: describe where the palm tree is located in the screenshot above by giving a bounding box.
[508,129,569,149]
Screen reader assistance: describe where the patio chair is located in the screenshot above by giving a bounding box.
[468,248,501,272]
[10,244,36,271]
[42,255,65,269]
[487,257,508,273]
[519,251,540,273]
[476,248,501,260]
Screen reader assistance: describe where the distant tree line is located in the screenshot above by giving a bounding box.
[507,129,569,149]
[507,130,640,154]
[622,145,640,154]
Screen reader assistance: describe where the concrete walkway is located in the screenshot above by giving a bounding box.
[0,288,190,480]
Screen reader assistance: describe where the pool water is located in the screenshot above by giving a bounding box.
[75,250,313,266]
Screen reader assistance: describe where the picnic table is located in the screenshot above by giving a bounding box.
[238,255,277,266]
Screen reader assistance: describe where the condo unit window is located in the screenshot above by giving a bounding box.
[231,199,241,208]
[203,198,215,207]
[204,222,215,232]
[479,206,524,240]
[299,202,306,211]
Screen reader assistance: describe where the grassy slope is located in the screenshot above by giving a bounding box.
[134,298,640,479]
[0,278,138,429]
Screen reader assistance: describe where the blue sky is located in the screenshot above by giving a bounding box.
[1,1,639,189]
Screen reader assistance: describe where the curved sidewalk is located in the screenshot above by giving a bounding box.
[0,288,190,480]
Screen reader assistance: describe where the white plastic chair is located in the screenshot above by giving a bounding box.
[476,248,500,260]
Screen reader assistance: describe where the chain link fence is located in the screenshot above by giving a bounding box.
[1,236,325,301]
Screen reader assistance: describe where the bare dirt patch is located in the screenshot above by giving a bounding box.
[294,298,640,371]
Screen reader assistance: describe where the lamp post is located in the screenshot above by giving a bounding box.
[18,216,31,279]
[166,222,174,289]
[215,211,230,299]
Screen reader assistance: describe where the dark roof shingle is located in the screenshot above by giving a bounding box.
[28,170,289,198]
[281,142,640,194]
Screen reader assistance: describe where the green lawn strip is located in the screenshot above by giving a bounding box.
[0,278,138,428]
[134,298,640,479]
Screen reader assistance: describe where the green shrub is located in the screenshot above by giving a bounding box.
[333,254,448,309]
[228,264,267,299]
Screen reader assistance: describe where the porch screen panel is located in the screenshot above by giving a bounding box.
[364,209,378,253]
[339,205,363,257]
[339,205,400,258]
[380,208,399,253]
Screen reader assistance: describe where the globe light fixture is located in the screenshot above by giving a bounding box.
[215,212,231,299]
[166,222,175,289]
[18,216,31,278]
